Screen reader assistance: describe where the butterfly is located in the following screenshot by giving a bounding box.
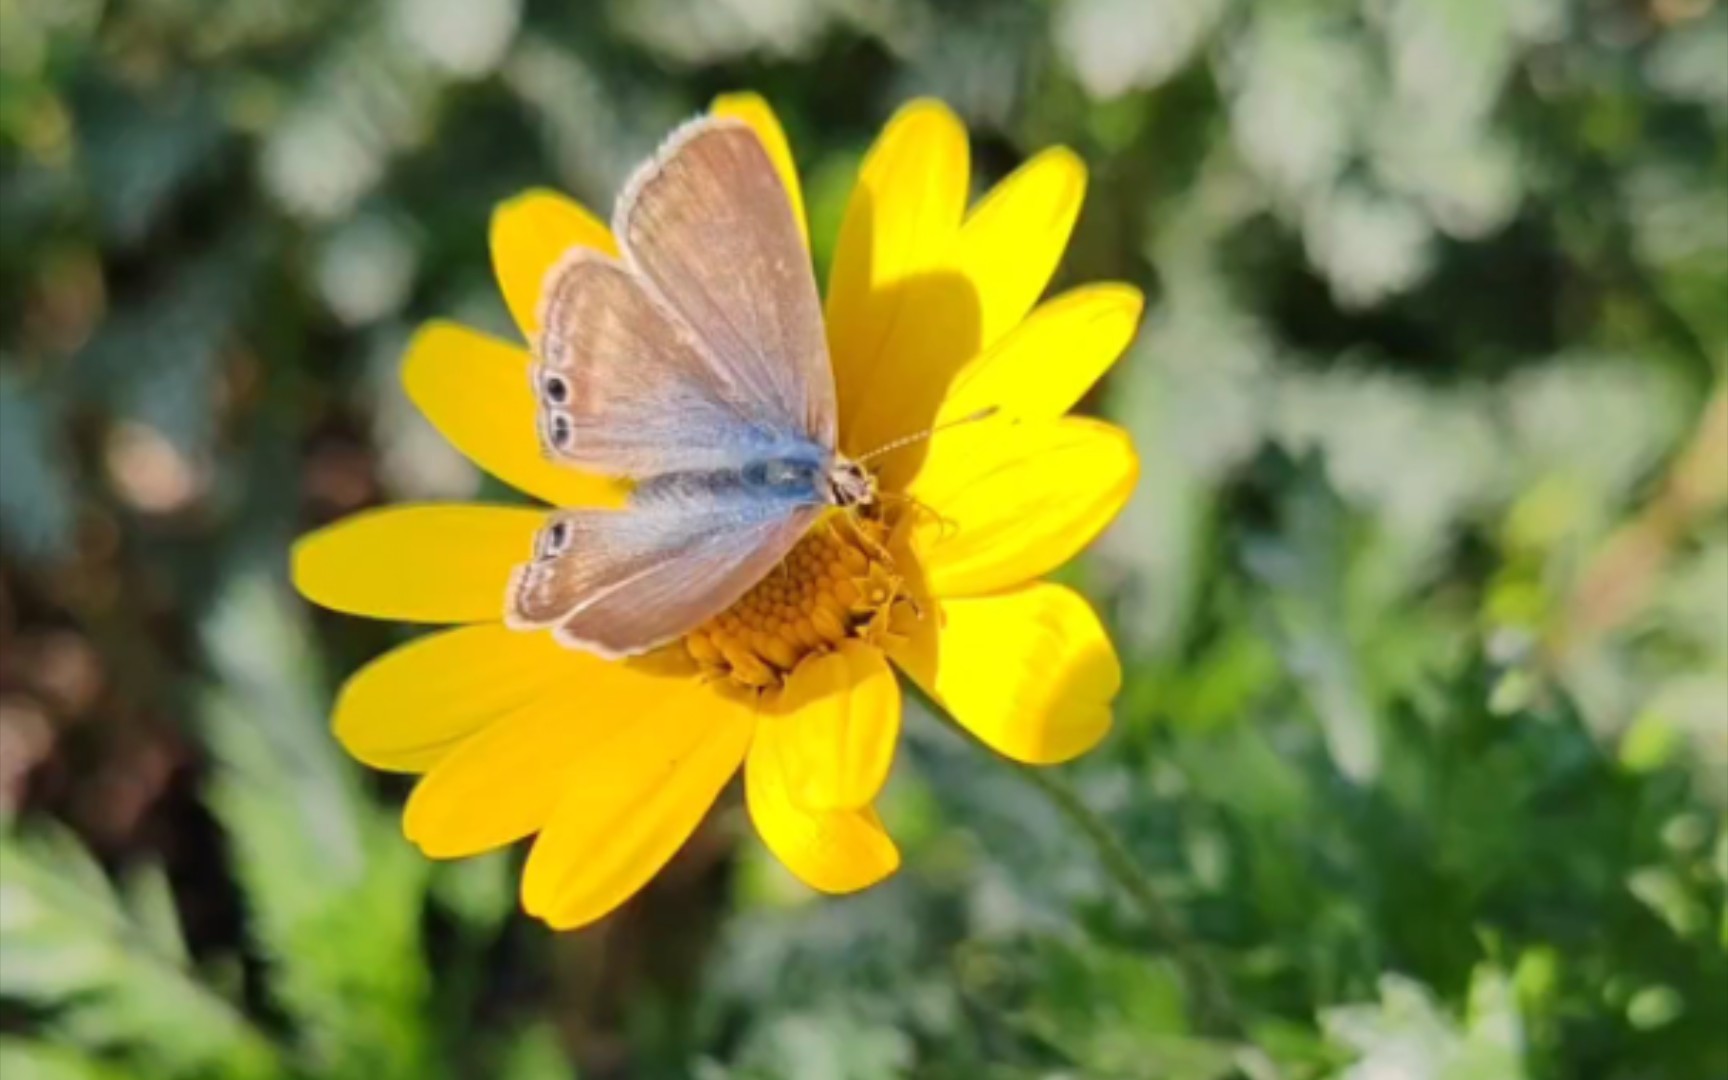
[504,117,878,659]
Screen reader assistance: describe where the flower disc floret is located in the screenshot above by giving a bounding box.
[685,513,907,688]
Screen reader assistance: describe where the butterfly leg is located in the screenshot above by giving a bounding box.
[874,490,960,540]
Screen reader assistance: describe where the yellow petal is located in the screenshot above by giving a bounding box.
[746,736,900,894]
[758,642,899,811]
[401,321,623,509]
[490,188,618,341]
[827,100,970,445]
[711,92,807,248]
[846,147,1089,480]
[907,418,1138,597]
[520,686,755,930]
[291,504,542,623]
[893,584,1119,765]
[953,147,1088,348]
[334,624,593,773]
[937,284,1143,427]
[403,653,694,859]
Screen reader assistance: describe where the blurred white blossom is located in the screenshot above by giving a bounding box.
[1056,0,1226,100]
[393,0,521,78]
[315,213,420,327]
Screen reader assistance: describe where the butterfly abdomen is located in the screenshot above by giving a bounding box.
[632,452,831,516]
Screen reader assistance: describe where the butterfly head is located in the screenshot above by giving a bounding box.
[825,456,876,508]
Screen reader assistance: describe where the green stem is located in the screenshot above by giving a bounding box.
[939,710,1243,1039]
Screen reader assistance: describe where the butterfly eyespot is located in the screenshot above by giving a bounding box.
[548,413,574,449]
[543,374,570,404]
[539,519,571,559]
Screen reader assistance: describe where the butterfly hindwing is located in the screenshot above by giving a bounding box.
[506,492,819,658]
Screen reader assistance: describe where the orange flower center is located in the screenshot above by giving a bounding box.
[684,513,910,689]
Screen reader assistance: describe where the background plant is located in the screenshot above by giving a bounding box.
[1,0,1723,1077]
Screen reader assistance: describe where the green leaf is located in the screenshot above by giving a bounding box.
[0,825,280,1079]
[0,1037,140,1080]
[198,573,437,1079]
[0,371,76,563]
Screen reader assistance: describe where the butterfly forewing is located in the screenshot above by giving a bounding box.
[533,250,778,476]
[615,118,837,448]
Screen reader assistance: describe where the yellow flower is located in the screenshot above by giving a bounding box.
[291,94,1142,929]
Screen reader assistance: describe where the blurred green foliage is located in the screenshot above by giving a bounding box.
[1,0,1724,1078]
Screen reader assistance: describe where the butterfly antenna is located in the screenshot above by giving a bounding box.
[855,407,1000,464]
